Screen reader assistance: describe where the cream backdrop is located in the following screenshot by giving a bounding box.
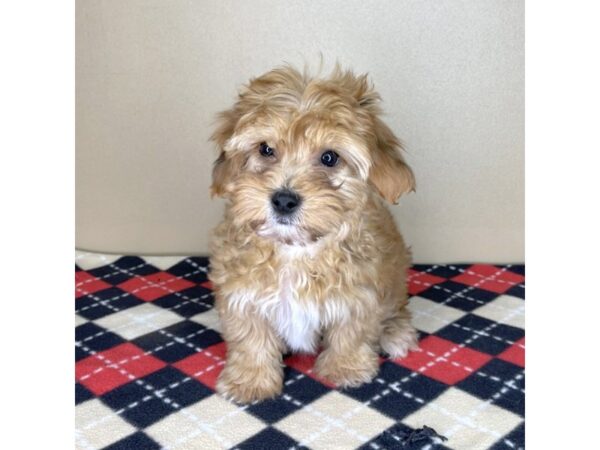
[76,0,524,263]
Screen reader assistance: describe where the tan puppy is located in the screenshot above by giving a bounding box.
[208,64,418,403]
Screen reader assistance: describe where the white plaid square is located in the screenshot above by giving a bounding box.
[145,394,266,449]
[75,399,136,449]
[472,295,525,329]
[75,251,122,270]
[141,256,188,271]
[275,391,395,449]
[402,387,522,449]
[94,303,183,340]
[408,296,467,333]
[190,308,222,333]
[75,314,88,327]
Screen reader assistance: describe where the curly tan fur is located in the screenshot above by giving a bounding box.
[208,64,418,403]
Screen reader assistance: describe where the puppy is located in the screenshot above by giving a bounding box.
[208,64,418,403]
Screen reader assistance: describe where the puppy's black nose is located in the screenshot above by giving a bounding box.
[271,190,301,215]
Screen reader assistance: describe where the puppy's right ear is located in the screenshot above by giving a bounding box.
[210,110,240,197]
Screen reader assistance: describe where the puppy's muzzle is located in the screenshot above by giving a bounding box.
[271,189,301,217]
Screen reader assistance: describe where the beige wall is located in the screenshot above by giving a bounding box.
[76,0,524,263]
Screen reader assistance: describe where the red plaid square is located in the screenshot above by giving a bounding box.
[451,265,525,294]
[284,354,337,388]
[117,272,195,301]
[395,335,492,384]
[200,281,213,290]
[76,343,166,395]
[75,272,112,298]
[407,269,446,295]
[498,337,525,367]
[173,342,227,390]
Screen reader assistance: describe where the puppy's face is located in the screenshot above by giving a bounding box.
[211,66,415,245]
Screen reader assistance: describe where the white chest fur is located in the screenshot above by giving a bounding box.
[266,260,350,352]
[229,268,320,352]
[227,243,350,353]
[270,266,320,353]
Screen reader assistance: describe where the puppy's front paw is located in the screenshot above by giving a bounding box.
[380,323,419,359]
[217,363,283,404]
[315,345,379,388]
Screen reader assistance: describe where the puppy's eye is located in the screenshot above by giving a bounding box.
[320,150,339,167]
[259,142,275,157]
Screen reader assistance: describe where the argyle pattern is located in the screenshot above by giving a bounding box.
[75,252,525,450]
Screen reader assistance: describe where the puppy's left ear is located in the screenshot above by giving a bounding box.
[348,73,415,204]
[367,116,415,204]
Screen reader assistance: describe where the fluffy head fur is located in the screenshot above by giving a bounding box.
[209,64,418,403]
[211,65,414,244]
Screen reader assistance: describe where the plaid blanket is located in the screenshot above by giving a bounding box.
[75,251,525,450]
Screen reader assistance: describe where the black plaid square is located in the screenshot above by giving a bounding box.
[457,359,525,417]
[111,256,161,276]
[247,369,330,424]
[505,283,525,299]
[418,280,500,312]
[87,265,141,286]
[506,265,525,277]
[76,287,142,321]
[237,426,303,449]
[411,264,471,280]
[103,432,162,450]
[100,366,213,428]
[132,320,223,364]
[436,314,525,355]
[152,286,214,318]
[86,257,160,287]
[165,257,211,284]
[76,322,126,361]
[504,264,526,300]
[344,361,448,421]
[76,382,94,405]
